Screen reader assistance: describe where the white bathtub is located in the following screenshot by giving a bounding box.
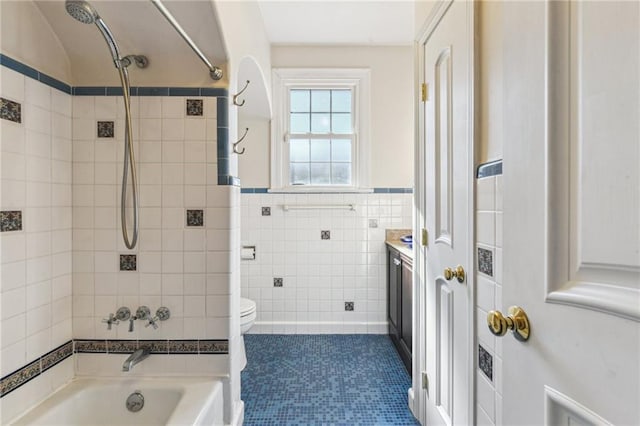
[10,377,223,426]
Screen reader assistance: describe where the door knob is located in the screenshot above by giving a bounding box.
[443,265,465,283]
[487,306,530,342]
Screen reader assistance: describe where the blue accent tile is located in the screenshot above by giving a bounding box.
[477,159,503,178]
[217,127,230,159]
[374,188,390,194]
[241,188,255,194]
[0,54,38,80]
[39,74,71,94]
[169,87,200,96]
[106,87,124,96]
[254,188,268,194]
[217,174,232,186]
[137,87,169,96]
[217,97,228,124]
[38,73,72,94]
[200,88,228,97]
[73,87,107,96]
[242,335,419,426]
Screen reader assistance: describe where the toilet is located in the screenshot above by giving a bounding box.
[240,297,257,334]
[239,298,256,371]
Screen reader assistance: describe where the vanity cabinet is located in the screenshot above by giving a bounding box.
[387,245,412,373]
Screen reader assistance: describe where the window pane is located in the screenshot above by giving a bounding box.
[310,139,331,162]
[290,163,310,185]
[290,139,309,162]
[311,90,330,112]
[311,113,330,133]
[331,139,351,162]
[290,90,310,112]
[290,113,310,133]
[331,113,352,134]
[332,163,351,185]
[332,90,351,112]
[310,163,331,185]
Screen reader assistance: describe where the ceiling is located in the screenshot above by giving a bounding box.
[257,0,415,46]
[34,0,227,86]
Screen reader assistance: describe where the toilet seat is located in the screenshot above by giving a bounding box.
[240,298,256,318]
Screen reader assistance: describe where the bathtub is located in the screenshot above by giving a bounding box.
[10,377,223,425]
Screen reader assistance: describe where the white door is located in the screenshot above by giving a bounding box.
[501,1,640,424]
[419,1,474,424]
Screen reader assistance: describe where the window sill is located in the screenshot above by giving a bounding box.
[268,187,374,194]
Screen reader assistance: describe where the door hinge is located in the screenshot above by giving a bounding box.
[422,372,429,391]
[421,228,428,247]
[421,83,428,102]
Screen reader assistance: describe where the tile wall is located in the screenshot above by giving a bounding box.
[474,165,503,426]
[240,191,413,334]
[70,94,231,342]
[0,67,74,420]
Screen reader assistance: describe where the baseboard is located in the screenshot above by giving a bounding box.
[249,321,388,334]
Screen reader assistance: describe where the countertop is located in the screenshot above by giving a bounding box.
[385,229,413,260]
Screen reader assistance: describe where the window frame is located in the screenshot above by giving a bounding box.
[270,68,371,192]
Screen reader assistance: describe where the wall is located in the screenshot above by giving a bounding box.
[0,67,74,422]
[241,191,412,333]
[0,1,72,83]
[240,45,414,189]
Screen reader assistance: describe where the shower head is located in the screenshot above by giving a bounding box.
[65,0,99,24]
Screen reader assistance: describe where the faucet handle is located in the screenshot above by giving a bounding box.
[145,307,171,329]
[101,313,119,330]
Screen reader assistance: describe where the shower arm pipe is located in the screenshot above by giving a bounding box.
[149,0,223,80]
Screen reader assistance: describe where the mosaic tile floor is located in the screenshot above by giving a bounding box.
[242,335,420,426]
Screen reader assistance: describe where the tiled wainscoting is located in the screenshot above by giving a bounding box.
[240,190,413,334]
[475,160,503,425]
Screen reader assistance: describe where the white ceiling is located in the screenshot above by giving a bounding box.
[34,0,227,86]
[257,0,415,46]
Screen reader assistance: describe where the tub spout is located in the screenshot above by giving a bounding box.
[122,348,150,372]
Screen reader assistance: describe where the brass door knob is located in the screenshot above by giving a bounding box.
[443,265,465,283]
[487,306,530,342]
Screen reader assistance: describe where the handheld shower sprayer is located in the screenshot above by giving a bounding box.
[65,0,145,249]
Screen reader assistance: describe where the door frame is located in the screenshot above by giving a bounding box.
[412,0,477,424]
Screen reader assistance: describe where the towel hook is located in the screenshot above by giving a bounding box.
[233,80,250,107]
[233,127,249,155]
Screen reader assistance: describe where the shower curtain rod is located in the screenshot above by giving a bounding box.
[150,0,223,80]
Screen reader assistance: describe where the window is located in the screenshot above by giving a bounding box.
[271,69,371,191]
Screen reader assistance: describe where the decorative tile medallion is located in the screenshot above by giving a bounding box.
[199,340,229,354]
[186,99,203,116]
[345,301,354,311]
[321,230,331,240]
[479,344,493,381]
[0,210,22,232]
[119,254,137,271]
[261,207,271,216]
[107,340,138,354]
[0,97,21,123]
[478,247,493,277]
[74,339,107,353]
[139,340,169,354]
[368,219,378,228]
[168,340,199,354]
[41,341,73,373]
[186,209,204,227]
[273,277,283,287]
[97,121,114,138]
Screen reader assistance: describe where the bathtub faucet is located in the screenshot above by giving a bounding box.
[122,348,150,372]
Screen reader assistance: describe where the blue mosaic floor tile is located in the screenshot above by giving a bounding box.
[242,335,419,426]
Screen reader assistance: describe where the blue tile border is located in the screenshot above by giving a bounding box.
[477,159,503,178]
[240,188,413,194]
[0,54,71,94]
